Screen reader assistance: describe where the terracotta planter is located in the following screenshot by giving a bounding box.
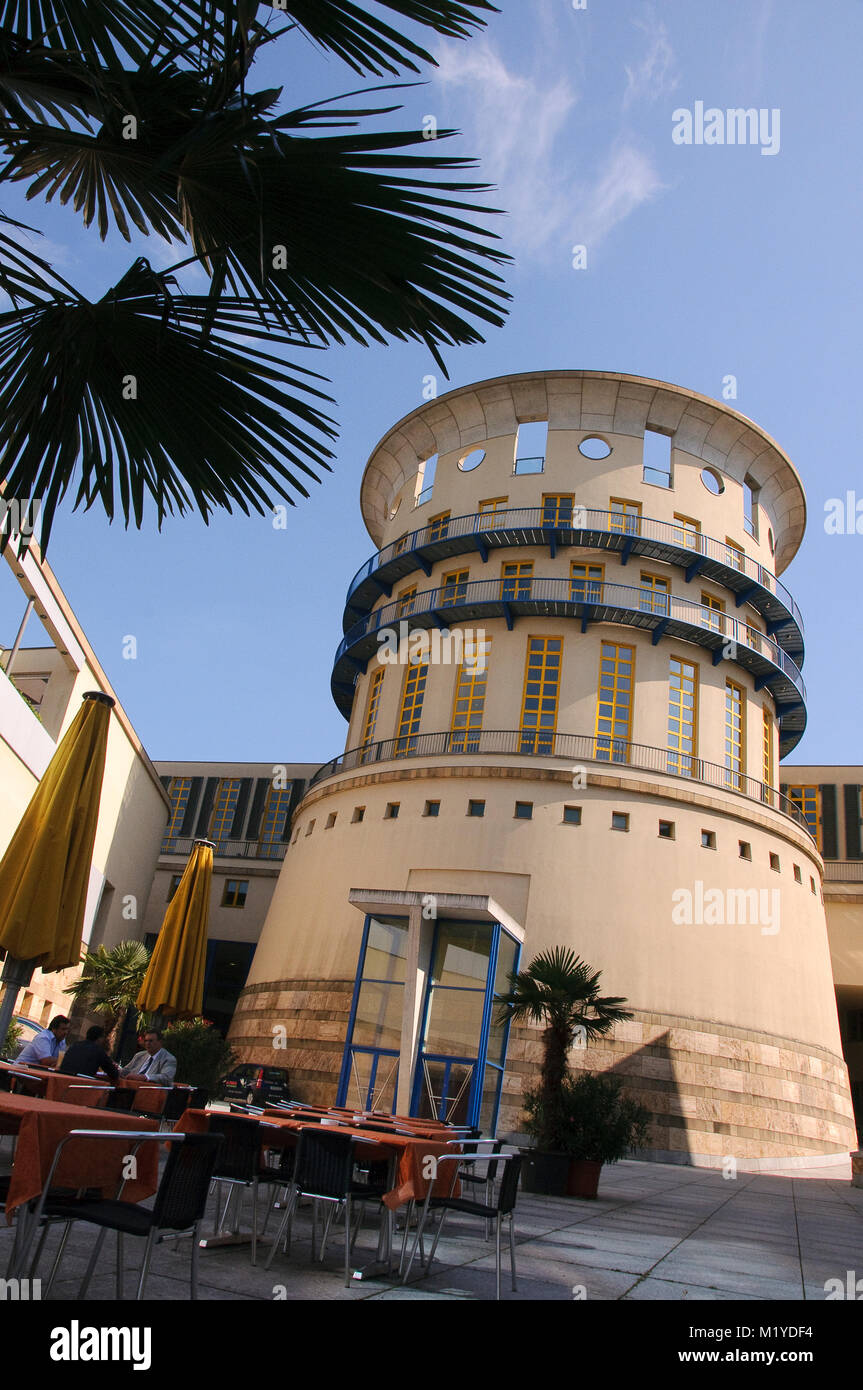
[565,1158,602,1199]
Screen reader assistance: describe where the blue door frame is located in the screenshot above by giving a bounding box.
[337,914,520,1133]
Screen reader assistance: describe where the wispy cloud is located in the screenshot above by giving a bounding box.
[433,36,665,261]
[623,14,678,109]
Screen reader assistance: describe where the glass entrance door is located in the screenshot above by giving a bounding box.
[343,1046,399,1112]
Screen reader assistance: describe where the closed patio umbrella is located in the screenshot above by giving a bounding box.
[0,691,114,1048]
[136,839,212,1018]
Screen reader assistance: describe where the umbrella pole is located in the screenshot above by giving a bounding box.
[0,955,39,1054]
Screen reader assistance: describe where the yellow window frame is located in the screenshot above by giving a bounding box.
[360,667,385,762]
[667,656,698,776]
[165,777,192,840]
[518,635,562,754]
[395,661,428,755]
[786,784,822,849]
[500,560,533,600]
[639,571,670,615]
[450,640,492,753]
[570,562,604,602]
[673,513,702,551]
[441,568,469,606]
[427,511,451,542]
[724,681,746,790]
[595,641,635,763]
[609,497,642,536]
[541,493,575,527]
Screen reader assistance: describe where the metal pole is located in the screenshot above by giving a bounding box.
[1,598,35,677]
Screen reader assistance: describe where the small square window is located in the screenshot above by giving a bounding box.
[611,812,629,832]
[563,806,582,825]
[167,873,183,902]
[424,800,440,817]
[810,876,816,895]
[701,830,716,850]
[385,803,400,819]
[325,812,337,829]
[739,841,752,860]
[515,802,533,820]
[769,852,781,872]
[658,820,675,840]
[352,806,365,823]
[468,800,486,818]
[793,864,802,883]
[222,879,248,908]
[305,819,315,837]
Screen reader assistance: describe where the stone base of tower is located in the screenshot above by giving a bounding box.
[503,1012,858,1169]
[228,985,858,1167]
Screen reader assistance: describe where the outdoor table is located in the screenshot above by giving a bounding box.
[0,1060,111,1108]
[115,1076,173,1116]
[0,1090,161,1220]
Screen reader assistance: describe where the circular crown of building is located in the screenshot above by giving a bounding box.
[359,370,807,574]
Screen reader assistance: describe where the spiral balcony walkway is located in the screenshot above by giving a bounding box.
[331,578,807,754]
[343,506,804,662]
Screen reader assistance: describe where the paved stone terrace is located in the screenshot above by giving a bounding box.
[2,1154,861,1302]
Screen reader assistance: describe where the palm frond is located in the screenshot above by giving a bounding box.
[0,256,336,551]
[275,1,499,76]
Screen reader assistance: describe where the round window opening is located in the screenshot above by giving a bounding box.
[578,436,612,460]
[700,467,725,495]
[458,448,486,472]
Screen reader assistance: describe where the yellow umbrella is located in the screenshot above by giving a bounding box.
[136,839,212,1017]
[0,691,114,1045]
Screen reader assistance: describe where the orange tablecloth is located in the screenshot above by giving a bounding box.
[116,1077,171,1116]
[0,1091,161,1218]
[0,1061,111,1108]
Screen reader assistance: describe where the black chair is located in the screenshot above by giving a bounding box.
[34,1130,223,1300]
[161,1087,196,1127]
[104,1087,136,1113]
[402,1151,522,1300]
[206,1113,266,1263]
[264,1128,389,1286]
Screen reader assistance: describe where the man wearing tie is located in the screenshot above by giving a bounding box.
[120,1029,177,1084]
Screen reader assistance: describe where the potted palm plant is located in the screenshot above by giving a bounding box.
[496,947,641,1197]
[522,1072,650,1197]
[64,940,152,1056]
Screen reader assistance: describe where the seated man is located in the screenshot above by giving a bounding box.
[59,1025,120,1082]
[16,1015,70,1069]
[120,1029,177,1084]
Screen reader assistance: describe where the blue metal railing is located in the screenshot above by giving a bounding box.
[346,505,803,640]
[334,576,806,703]
[306,727,813,839]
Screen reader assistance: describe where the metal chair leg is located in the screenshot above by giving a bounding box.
[27,1222,50,1279]
[44,1222,74,1298]
[135,1228,157,1300]
[424,1204,450,1274]
[264,1187,297,1270]
[509,1214,517,1291]
[344,1196,352,1287]
[116,1231,124,1300]
[79,1225,109,1298]
[191,1221,200,1299]
[495,1214,502,1301]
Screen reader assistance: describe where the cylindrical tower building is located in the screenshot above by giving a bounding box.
[231,371,857,1169]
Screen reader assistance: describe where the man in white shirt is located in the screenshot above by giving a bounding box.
[120,1029,177,1085]
[16,1016,69,1069]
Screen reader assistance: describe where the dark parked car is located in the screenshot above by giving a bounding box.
[220,1064,290,1108]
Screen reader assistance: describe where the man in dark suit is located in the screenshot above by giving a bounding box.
[59,1025,120,1082]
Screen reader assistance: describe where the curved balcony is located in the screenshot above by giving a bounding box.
[306,728,814,840]
[330,577,807,754]
[343,506,804,661]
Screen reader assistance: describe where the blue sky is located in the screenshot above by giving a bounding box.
[2,0,861,764]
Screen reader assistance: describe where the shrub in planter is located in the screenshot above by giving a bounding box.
[522,1072,650,1197]
[161,1018,237,1096]
[2,1019,22,1059]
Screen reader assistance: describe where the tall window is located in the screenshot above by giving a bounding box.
[441,569,468,606]
[673,514,701,551]
[571,563,603,602]
[258,784,293,856]
[609,498,642,536]
[397,585,417,616]
[595,642,635,762]
[395,662,428,756]
[209,779,243,845]
[667,658,697,776]
[643,429,672,487]
[724,682,745,790]
[787,784,821,848]
[743,476,760,540]
[360,667,385,761]
[701,591,725,633]
[518,637,562,754]
[500,561,533,600]
[478,496,508,517]
[725,538,746,573]
[762,708,774,803]
[427,511,450,542]
[639,572,670,615]
[541,494,574,527]
[450,642,492,753]
[164,778,192,841]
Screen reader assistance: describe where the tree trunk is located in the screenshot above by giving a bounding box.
[541,1024,570,1106]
